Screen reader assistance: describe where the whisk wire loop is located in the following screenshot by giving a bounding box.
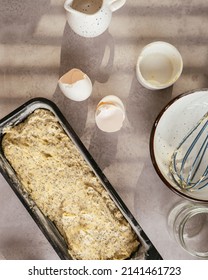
[170,112,208,191]
[187,134,208,184]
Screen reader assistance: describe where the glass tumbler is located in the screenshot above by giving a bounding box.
[168,201,208,259]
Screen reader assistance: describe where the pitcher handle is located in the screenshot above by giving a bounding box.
[108,0,126,12]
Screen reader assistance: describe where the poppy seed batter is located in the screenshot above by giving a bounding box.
[2,109,139,260]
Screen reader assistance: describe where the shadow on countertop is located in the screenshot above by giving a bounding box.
[52,23,119,171]
[52,24,115,138]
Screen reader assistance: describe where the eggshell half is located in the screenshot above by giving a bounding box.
[58,68,92,101]
[95,95,125,132]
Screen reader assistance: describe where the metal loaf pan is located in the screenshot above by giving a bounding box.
[0,98,162,260]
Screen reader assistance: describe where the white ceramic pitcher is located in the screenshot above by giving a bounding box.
[64,0,126,38]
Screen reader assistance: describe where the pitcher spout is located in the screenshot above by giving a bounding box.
[64,0,78,14]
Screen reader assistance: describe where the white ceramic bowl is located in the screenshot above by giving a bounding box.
[150,89,208,202]
[136,41,183,90]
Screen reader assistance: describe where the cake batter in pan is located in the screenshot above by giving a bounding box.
[0,98,162,260]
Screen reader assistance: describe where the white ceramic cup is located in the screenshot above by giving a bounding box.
[136,41,183,90]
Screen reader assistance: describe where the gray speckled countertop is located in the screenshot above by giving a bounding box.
[0,0,207,260]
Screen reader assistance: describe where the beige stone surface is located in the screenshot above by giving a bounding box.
[0,0,208,259]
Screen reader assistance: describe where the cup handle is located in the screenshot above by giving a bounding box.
[109,0,126,12]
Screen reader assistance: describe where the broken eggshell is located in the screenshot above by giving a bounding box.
[95,95,125,133]
[58,68,92,101]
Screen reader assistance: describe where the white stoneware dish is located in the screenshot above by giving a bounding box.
[64,0,126,38]
[150,89,208,202]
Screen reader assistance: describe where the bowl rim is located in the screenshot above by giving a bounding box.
[149,88,208,203]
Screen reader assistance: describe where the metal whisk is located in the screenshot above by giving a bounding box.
[170,112,208,191]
